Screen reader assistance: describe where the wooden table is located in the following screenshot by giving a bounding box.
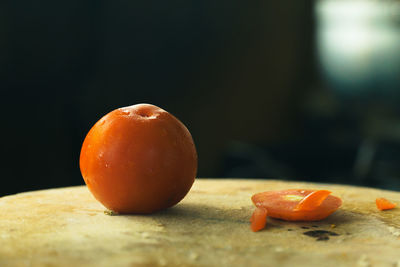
[1,179,400,266]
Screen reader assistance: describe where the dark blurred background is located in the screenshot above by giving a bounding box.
[2,0,400,196]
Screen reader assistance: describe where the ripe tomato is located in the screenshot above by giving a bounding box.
[79,104,198,214]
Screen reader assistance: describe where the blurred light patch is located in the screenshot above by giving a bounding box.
[316,0,400,95]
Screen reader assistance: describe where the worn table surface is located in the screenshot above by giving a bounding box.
[1,179,400,267]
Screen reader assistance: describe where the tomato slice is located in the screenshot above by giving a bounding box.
[251,189,342,221]
[293,190,332,211]
[376,198,396,211]
[250,206,268,232]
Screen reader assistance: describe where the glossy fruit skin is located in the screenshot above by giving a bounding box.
[80,104,197,214]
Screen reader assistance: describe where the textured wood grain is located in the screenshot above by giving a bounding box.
[1,179,400,267]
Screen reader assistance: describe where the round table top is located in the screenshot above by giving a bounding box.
[1,179,399,267]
